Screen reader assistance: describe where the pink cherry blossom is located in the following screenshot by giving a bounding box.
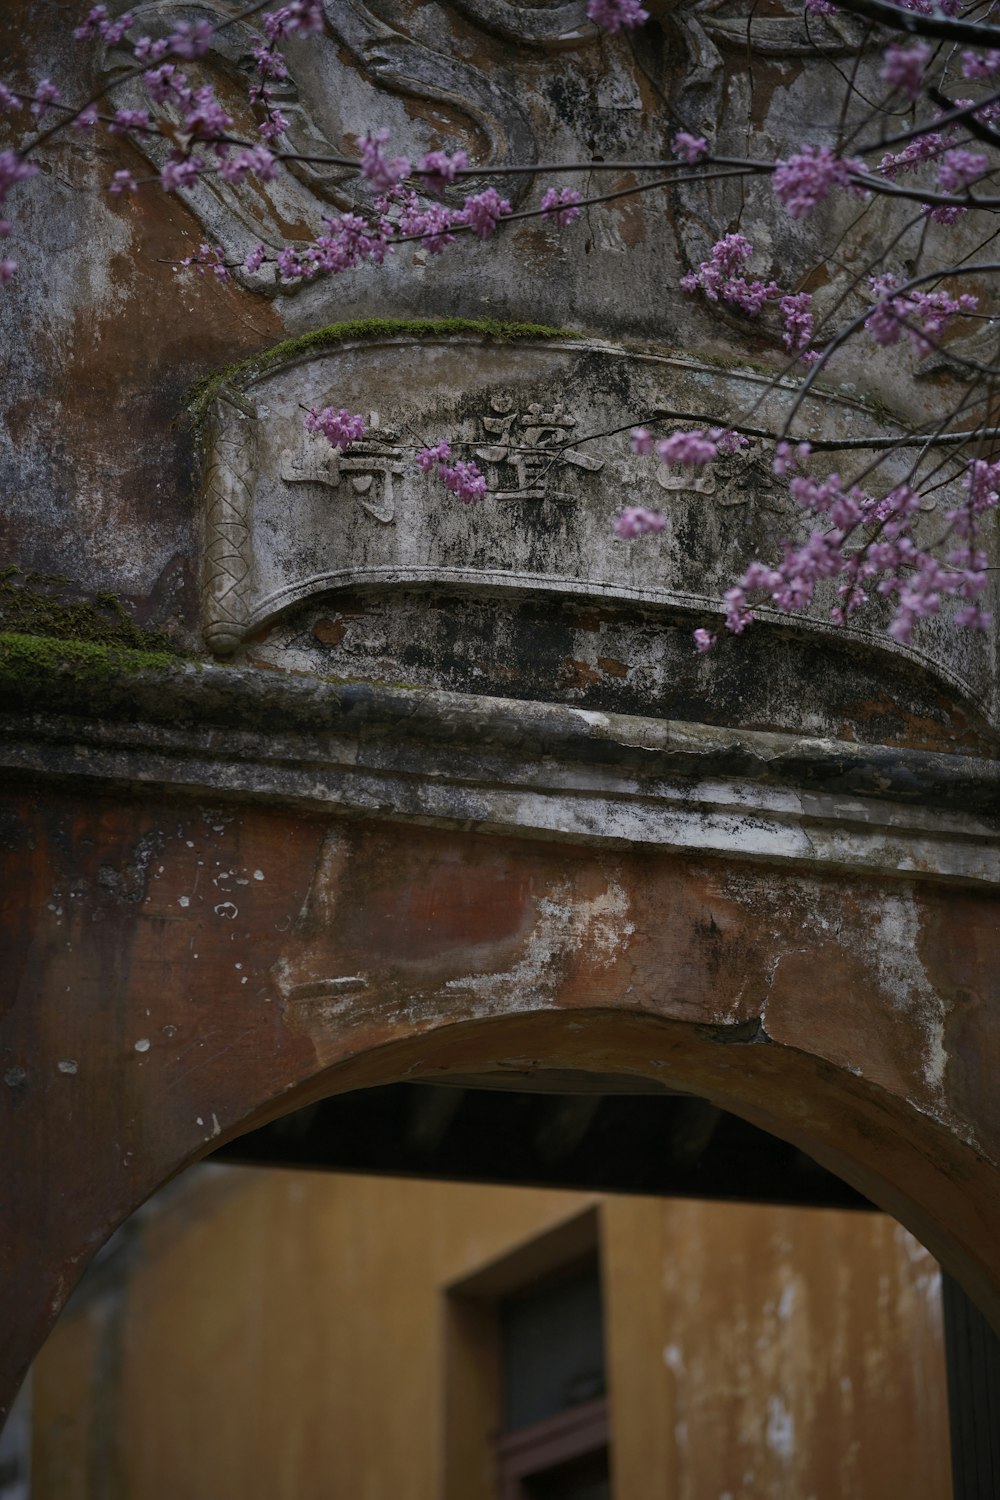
[359,130,410,192]
[779,291,814,354]
[161,156,204,192]
[305,407,367,451]
[400,197,456,254]
[417,150,468,196]
[880,42,930,100]
[937,148,989,193]
[180,242,230,280]
[457,187,511,239]
[166,19,213,59]
[587,0,649,31]
[865,274,977,356]
[541,187,582,226]
[772,146,861,219]
[262,0,324,39]
[613,507,666,538]
[417,442,451,472]
[30,80,60,119]
[673,131,708,163]
[439,459,488,503]
[961,49,1000,79]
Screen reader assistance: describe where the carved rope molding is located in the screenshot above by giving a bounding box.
[202,386,258,656]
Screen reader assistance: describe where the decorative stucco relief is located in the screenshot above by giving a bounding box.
[197,333,998,725]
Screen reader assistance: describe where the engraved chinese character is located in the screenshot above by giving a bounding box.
[475,395,603,500]
[281,411,403,524]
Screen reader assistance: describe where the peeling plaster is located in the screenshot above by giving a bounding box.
[871,893,948,1096]
[441,876,634,1011]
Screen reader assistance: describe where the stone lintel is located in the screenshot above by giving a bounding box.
[2,663,996,887]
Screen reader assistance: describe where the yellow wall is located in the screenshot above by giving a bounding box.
[31,1167,951,1499]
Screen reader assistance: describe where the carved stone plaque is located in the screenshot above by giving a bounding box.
[199,332,997,725]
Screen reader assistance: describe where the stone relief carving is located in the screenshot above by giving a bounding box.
[101,0,989,396]
[195,332,997,726]
[103,0,538,288]
[448,0,594,45]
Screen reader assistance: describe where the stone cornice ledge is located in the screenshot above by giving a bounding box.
[1,661,997,886]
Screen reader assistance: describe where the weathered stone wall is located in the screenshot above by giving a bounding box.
[1,0,999,1439]
[1,0,996,739]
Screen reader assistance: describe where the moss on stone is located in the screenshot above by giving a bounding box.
[0,631,183,687]
[186,315,576,418]
[0,571,185,656]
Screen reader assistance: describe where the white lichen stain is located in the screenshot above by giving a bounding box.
[893,1222,944,1309]
[570,709,610,730]
[214,901,239,919]
[178,895,190,908]
[778,1279,797,1322]
[57,1059,78,1075]
[253,870,265,881]
[134,1038,150,1053]
[662,1342,685,1375]
[440,877,633,1014]
[765,1394,795,1462]
[871,892,947,1096]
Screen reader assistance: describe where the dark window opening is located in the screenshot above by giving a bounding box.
[497,1256,611,1500]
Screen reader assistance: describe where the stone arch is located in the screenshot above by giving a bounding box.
[3,774,998,1425]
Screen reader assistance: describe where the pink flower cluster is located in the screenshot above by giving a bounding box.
[586,0,650,32]
[636,426,746,467]
[937,148,989,194]
[418,442,488,504]
[305,407,367,451]
[880,42,930,101]
[673,131,708,163]
[271,212,388,280]
[262,1,324,40]
[541,187,583,226]
[876,132,946,179]
[706,448,995,646]
[778,291,814,357]
[772,146,863,219]
[614,507,667,538]
[416,149,468,196]
[680,233,779,316]
[73,5,134,44]
[359,129,410,192]
[962,49,1000,79]
[865,274,978,357]
[245,158,518,282]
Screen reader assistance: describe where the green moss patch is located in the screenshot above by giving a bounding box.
[0,570,185,657]
[0,631,183,688]
[186,316,576,419]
